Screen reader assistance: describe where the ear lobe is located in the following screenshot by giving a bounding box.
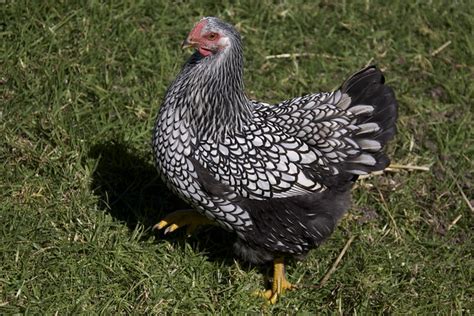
[217,36,230,48]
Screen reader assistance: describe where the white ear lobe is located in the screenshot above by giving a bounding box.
[218,36,230,48]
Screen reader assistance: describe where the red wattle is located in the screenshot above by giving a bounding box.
[198,47,213,57]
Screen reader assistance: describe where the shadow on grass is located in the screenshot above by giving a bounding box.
[88,141,239,266]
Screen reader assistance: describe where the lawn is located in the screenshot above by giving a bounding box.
[1,0,472,314]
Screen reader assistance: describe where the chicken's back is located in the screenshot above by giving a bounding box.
[232,66,398,263]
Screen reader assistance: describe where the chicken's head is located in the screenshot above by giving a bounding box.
[182,17,237,57]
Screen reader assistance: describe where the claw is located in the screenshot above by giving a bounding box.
[164,223,179,234]
[254,289,273,300]
[269,293,278,305]
[153,209,215,236]
[153,220,168,230]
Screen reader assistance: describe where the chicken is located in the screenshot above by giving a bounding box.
[152,17,398,303]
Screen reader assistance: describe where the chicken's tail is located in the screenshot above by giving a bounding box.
[338,65,398,175]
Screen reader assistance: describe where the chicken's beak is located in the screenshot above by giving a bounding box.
[181,38,197,50]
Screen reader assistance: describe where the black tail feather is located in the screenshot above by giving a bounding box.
[341,66,398,174]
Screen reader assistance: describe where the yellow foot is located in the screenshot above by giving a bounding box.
[153,209,215,236]
[256,257,294,304]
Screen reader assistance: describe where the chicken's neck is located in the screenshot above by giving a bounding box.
[165,48,253,141]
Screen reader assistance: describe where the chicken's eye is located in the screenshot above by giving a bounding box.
[207,33,218,40]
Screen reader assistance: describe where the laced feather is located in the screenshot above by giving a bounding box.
[162,18,252,141]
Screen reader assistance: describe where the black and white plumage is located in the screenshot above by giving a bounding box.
[152,17,397,266]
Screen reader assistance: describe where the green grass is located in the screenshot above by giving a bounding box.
[1,0,472,313]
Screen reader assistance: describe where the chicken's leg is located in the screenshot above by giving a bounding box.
[154,209,215,235]
[259,257,294,304]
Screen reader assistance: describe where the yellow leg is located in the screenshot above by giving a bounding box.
[258,257,294,304]
[153,209,215,235]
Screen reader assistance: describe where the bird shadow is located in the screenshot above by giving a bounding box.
[87,141,255,268]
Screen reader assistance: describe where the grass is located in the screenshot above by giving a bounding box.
[1,0,472,313]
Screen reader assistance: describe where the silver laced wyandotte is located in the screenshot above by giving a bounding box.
[152,17,398,303]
